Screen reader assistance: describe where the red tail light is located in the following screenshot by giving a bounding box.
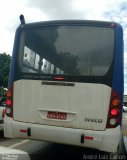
[54,76,64,80]
[5,85,13,118]
[106,90,121,128]
[110,108,119,116]
[6,99,12,106]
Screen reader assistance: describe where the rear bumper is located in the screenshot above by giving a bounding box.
[4,116,121,153]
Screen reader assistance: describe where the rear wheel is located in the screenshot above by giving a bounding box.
[111,136,126,159]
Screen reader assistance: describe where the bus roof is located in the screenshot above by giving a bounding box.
[18,18,121,30]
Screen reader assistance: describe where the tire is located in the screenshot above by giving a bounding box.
[110,136,126,160]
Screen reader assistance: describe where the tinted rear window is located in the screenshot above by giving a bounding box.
[19,25,114,76]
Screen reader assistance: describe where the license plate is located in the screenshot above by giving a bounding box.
[47,111,67,120]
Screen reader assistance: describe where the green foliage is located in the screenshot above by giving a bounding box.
[0,86,6,98]
[0,53,11,87]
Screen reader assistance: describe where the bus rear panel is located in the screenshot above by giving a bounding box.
[4,20,123,153]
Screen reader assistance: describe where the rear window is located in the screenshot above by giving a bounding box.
[19,25,114,76]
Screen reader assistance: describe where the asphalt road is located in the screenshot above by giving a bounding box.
[0,138,117,160]
[0,136,126,160]
[29,143,123,160]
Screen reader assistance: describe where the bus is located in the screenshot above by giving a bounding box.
[4,15,124,154]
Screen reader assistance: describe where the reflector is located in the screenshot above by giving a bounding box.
[85,136,93,140]
[20,129,27,133]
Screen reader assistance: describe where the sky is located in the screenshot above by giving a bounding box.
[0,0,127,93]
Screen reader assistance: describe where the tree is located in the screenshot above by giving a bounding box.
[0,53,11,87]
